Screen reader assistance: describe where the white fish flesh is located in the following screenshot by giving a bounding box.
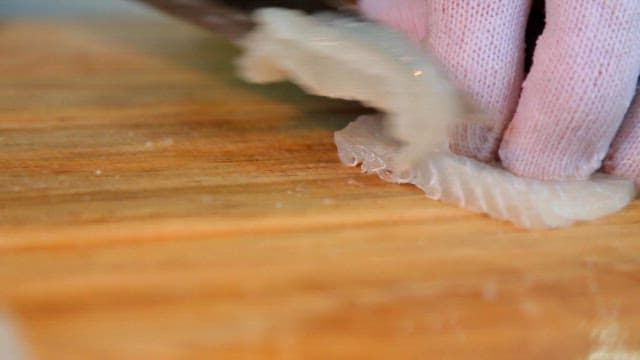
[335,116,635,228]
[237,8,481,163]
[237,8,636,228]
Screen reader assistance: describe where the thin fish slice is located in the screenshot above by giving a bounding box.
[237,8,636,228]
[237,8,481,164]
[335,116,635,228]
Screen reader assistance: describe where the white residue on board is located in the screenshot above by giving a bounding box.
[589,321,640,360]
[0,311,29,360]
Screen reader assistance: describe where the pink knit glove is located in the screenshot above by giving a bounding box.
[359,0,640,186]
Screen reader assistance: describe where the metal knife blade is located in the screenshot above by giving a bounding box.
[134,0,355,41]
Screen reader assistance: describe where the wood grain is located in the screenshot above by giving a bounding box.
[1,14,639,360]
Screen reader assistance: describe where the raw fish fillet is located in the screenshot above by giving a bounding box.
[237,8,636,228]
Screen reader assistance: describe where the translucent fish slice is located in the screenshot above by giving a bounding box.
[237,8,480,163]
[335,116,636,228]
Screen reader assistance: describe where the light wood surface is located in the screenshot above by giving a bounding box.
[1,14,639,360]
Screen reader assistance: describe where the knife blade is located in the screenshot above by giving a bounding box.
[134,0,355,41]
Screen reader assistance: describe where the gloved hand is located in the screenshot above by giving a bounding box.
[359,0,640,187]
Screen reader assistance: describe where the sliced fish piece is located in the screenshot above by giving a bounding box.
[335,116,635,228]
[237,8,636,228]
[237,8,483,164]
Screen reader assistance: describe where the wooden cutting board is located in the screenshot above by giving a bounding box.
[0,14,639,360]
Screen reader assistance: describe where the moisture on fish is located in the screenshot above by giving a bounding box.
[237,8,636,228]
